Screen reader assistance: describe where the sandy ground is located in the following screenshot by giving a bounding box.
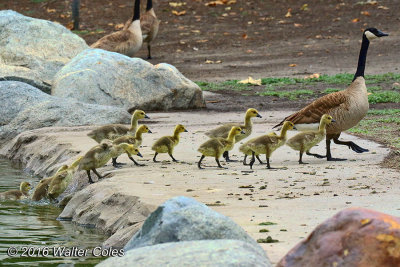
[49,110,400,264]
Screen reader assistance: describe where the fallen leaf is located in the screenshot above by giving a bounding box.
[378,5,389,9]
[238,77,262,86]
[205,59,222,64]
[169,2,186,7]
[294,23,302,27]
[205,0,224,6]
[285,8,292,17]
[115,23,124,30]
[191,30,200,33]
[289,63,297,67]
[118,4,126,8]
[361,11,371,16]
[304,73,320,79]
[242,33,248,39]
[196,39,208,43]
[300,4,309,11]
[352,18,360,22]
[366,1,378,5]
[47,8,56,13]
[172,10,186,16]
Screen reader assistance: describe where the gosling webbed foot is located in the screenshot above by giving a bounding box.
[327,157,347,161]
[306,152,326,159]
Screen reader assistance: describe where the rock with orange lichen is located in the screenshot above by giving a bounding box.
[277,207,400,267]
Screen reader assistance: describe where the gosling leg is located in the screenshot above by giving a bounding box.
[299,151,308,164]
[153,152,159,162]
[87,170,94,184]
[112,157,126,168]
[216,157,226,169]
[306,151,325,159]
[249,151,256,169]
[223,151,237,162]
[147,43,152,59]
[198,155,205,169]
[257,155,265,164]
[169,153,178,162]
[92,169,104,179]
[128,156,145,166]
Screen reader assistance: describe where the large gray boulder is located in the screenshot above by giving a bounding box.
[0,81,130,141]
[0,10,88,93]
[52,49,205,111]
[124,196,267,258]
[98,240,272,267]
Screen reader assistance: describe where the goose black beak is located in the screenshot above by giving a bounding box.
[184,129,188,132]
[293,126,297,130]
[137,152,143,158]
[148,129,153,133]
[331,119,336,123]
[377,30,389,37]
[240,130,246,134]
[145,114,150,119]
[256,114,262,118]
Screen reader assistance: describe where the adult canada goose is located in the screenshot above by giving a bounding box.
[79,141,142,184]
[140,0,160,59]
[198,126,245,169]
[244,121,296,169]
[205,108,262,162]
[286,114,335,164]
[0,182,31,200]
[112,125,152,167]
[152,124,188,162]
[273,28,388,161]
[91,0,142,57]
[87,110,149,143]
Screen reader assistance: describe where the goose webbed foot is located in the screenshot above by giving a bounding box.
[333,139,369,153]
[169,154,178,162]
[223,151,237,162]
[327,156,347,161]
[112,158,125,168]
[129,156,145,166]
[216,158,227,169]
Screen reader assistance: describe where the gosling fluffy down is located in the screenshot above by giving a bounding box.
[286,114,335,164]
[0,182,31,200]
[152,124,188,162]
[198,126,244,169]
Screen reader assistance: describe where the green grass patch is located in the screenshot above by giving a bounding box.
[258,221,277,226]
[324,88,341,93]
[31,0,48,3]
[259,229,270,233]
[195,80,252,91]
[258,88,314,100]
[257,236,279,243]
[367,109,400,115]
[368,91,400,104]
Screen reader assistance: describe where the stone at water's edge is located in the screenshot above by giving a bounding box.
[124,196,269,259]
[97,240,271,267]
[0,10,88,93]
[0,81,131,141]
[52,49,205,111]
[277,207,400,267]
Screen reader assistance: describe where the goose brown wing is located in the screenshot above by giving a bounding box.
[274,91,347,127]
[140,13,155,36]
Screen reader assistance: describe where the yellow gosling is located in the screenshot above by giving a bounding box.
[239,132,277,165]
[198,126,244,169]
[152,124,188,162]
[87,110,149,143]
[286,114,335,164]
[246,121,296,169]
[0,182,31,200]
[112,125,152,167]
[205,108,262,161]
[79,142,142,184]
[31,165,68,201]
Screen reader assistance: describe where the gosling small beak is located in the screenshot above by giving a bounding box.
[240,130,246,134]
[137,152,143,158]
[256,114,262,118]
[184,129,188,132]
[377,30,389,37]
[145,114,150,119]
[293,126,297,130]
[148,129,153,133]
[331,119,336,123]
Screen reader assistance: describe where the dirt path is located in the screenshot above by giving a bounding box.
[49,110,400,264]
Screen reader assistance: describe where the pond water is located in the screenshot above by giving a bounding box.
[0,158,108,266]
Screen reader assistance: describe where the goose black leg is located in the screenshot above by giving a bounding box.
[153,152,159,162]
[216,157,226,169]
[169,153,178,162]
[198,155,205,169]
[266,158,272,169]
[112,157,126,168]
[223,151,237,162]
[147,44,152,59]
[326,138,347,161]
[87,170,94,184]
[249,151,256,169]
[257,155,265,164]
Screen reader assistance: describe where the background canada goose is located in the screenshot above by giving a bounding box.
[245,121,296,169]
[90,0,142,57]
[286,114,335,164]
[152,124,187,162]
[140,0,160,59]
[198,126,244,169]
[205,108,262,162]
[79,141,142,183]
[87,110,149,143]
[112,125,152,167]
[0,182,31,200]
[274,28,388,161]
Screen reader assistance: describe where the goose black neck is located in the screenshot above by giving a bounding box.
[353,35,370,81]
[146,0,153,11]
[132,0,140,21]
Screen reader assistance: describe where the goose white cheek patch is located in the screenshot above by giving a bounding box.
[365,31,377,40]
